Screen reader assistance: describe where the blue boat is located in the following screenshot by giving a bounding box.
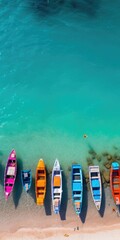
[89,166,102,211]
[72,164,83,215]
[21,170,32,192]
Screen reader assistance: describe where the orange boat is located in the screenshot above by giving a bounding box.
[35,159,46,205]
[110,162,120,205]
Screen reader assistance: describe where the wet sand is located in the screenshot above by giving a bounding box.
[0,187,120,239]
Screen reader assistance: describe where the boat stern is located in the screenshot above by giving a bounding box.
[53,199,60,214]
[75,202,81,215]
[4,192,10,201]
[37,198,44,206]
[95,201,101,211]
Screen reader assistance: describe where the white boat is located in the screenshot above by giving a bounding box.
[89,166,102,211]
[51,159,62,214]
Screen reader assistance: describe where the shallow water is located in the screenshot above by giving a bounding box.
[0,0,120,172]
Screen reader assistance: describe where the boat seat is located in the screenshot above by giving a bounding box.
[91,179,100,188]
[5,183,13,187]
[113,182,120,184]
[37,180,45,186]
[6,175,15,179]
[94,195,100,200]
[38,169,44,174]
[73,175,80,181]
[54,176,60,187]
[38,192,44,195]
[73,168,80,174]
[114,189,120,192]
[93,189,100,196]
[37,176,45,180]
[74,194,81,197]
[73,182,81,191]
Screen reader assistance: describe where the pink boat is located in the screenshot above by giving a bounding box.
[4,149,17,200]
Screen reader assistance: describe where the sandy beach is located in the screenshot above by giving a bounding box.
[0,187,120,240]
[1,227,120,240]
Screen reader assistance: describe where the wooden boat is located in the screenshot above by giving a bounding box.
[51,159,62,214]
[35,159,46,205]
[21,170,32,192]
[72,164,83,215]
[110,162,120,205]
[89,166,102,211]
[4,149,17,200]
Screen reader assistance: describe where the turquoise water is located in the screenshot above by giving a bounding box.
[0,0,120,170]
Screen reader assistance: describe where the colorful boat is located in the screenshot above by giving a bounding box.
[110,162,120,205]
[51,159,62,214]
[35,159,46,205]
[4,149,17,200]
[21,170,32,192]
[72,164,83,215]
[89,165,102,211]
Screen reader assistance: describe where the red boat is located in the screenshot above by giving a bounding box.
[110,162,120,205]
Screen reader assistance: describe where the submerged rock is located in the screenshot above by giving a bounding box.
[96,155,101,162]
[102,170,110,183]
[88,150,96,156]
[68,166,71,171]
[86,157,93,166]
[107,155,112,161]
[104,161,111,169]
[102,152,110,157]
[113,154,120,161]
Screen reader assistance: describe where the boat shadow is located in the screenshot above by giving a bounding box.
[59,171,68,220]
[99,184,106,217]
[87,142,96,154]
[0,162,5,187]
[44,168,52,215]
[79,172,88,223]
[0,150,3,157]
[29,176,36,202]
[13,158,23,208]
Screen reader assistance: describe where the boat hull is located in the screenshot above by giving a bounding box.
[4,149,17,200]
[110,162,120,205]
[21,170,32,192]
[35,159,46,205]
[72,164,83,215]
[89,166,102,211]
[51,159,62,214]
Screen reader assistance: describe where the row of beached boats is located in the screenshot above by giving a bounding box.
[4,150,120,215]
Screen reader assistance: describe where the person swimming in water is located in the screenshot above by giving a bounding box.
[83,134,88,138]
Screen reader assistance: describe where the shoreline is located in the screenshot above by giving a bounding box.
[1,225,120,240]
[0,187,120,239]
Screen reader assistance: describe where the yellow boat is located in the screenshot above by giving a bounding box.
[35,159,46,205]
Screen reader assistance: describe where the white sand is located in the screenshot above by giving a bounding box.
[0,188,120,239]
[1,227,120,240]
